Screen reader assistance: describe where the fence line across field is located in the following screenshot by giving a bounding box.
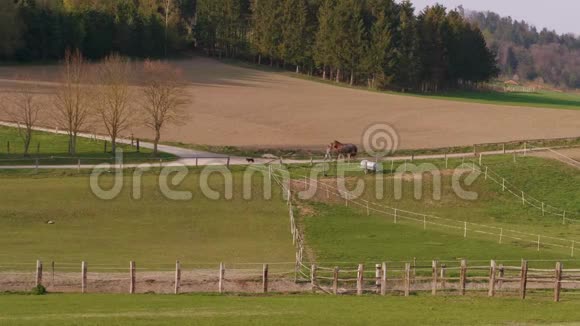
[17,258,577,301]
[468,153,579,223]
[270,166,578,258]
[307,259,580,302]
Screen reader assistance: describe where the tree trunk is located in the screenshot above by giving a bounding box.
[322,66,326,80]
[154,129,161,156]
[111,134,117,154]
[296,65,299,73]
[336,69,340,83]
[258,54,262,65]
[350,71,355,86]
[71,133,77,156]
[23,132,31,156]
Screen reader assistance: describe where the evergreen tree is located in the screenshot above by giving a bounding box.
[394,0,418,91]
[279,0,309,72]
[0,0,23,59]
[334,0,365,85]
[364,0,397,88]
[250,0,282,65]
[313,0,336,80]
[417,4,449,91]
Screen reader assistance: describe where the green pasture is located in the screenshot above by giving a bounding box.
[1,293,580,325]
[0,126,175,165]
[0,170,294,267]
[288,154,580,264]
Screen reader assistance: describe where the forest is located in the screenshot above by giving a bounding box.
[467,10,580,89]
[1,0,504,92]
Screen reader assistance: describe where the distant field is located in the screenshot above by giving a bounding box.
[0,171,293,266]
[1,58,580,151]
[1,294,580,325]
[425,89,580,111]
[0,126,175,165]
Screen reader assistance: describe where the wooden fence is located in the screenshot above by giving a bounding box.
[5,259,580,301]
[1,261,304,294]
[306,259,580,302]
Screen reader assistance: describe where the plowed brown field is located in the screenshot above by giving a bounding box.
[1,57,579,151]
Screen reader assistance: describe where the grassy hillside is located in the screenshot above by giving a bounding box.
[289,154,580,264]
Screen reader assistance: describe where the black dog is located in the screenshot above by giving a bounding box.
[246,158,255,163]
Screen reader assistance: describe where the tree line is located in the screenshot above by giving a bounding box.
[468,9,580,88]
[2,0,499,92]
[1,51,189,156]
[196,0,499,91]
[0,0,194,61]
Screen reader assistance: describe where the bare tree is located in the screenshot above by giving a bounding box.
[95,54,134,154]
[141,60,189,155]
[54,49,93,155]
[3,82,41,156]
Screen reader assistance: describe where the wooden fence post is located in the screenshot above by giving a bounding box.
[333,267,339,295]
[440,264,446,289]
[404,263,411,297]
[498,264,505,290]
[129,261,135,294]
[380,262,387,296]
[262,264,269,293]
[488,260,496,297]
[174,261,181,294]
[431,260,438,295]
[35,260,42,287]
[459,260,467,296]
[554,262,562,302]
[356,264,364,296]
[375,264,381,293]
[520,260,528,299]
[51,261,54,287]
[311,264,317,293]
[81,261,87,294]
[432,260,438,296]
[218,262,225,293]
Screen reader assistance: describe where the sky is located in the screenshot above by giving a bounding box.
[407,0,579,35]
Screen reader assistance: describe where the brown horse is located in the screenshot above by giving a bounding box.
[330,140,358,160]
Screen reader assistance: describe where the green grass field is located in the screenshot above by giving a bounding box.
[0,126,175,165]
[0,170,294,266]
[289,155,580,265]
[1,293,580,325]
[424,89,580,111]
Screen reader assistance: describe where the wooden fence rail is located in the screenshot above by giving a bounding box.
[8,259,580,302]
[308,260,580,302]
